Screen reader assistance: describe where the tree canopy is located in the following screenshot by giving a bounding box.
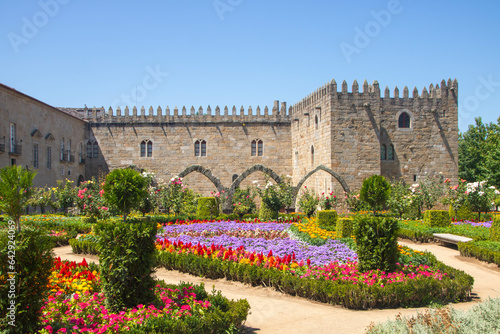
[459,117,500,188]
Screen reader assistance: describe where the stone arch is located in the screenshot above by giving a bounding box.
[177,165,225,193]
[293,165,350,204]
[230,164,281,192]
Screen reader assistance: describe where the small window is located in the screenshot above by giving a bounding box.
[388,144,395,160]
[315,115,318,130]
[92,142,98,158]
[257,140,263,156]
[413,175,417,182]
[380,144,387,160]
[398,112,411,128]
[311,145,314,166]
[67,139,71,162]
[147,141,153,157]
[201,140,206,156]
[251,140,256,156]
[60,138,65,161]
[61,166,65,176]
[194,140,200,156]
[87,142,92,158]
[140,141,146,157]
[33,144,39,168]
[47,147,51,169]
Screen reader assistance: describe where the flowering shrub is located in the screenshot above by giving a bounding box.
[158,177,188,216]
[319,191,338,210]
[297,186,319,217]
[232,187,256,219]
[465,181,499,221]
[255,175,294,220]
[75,179,109,220]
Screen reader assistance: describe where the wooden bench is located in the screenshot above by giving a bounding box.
[433,233,473,245]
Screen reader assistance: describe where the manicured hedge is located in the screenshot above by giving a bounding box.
[336,218,354,238]
[69,238,100,255]
[449,204,474,221]
[354,216,399,272]
[317,210,338,229]
[423,210,451,227]
[156,249,473,310]
[458,240,500,267]
[491,214,500,241]
[196,197,219,219]
[397,227,434,243]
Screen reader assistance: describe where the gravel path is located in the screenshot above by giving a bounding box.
[53,240,500,334]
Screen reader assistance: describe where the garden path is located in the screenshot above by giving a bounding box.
[53,240,500,334]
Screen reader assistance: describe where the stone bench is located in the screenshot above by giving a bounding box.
[433,233,473,245]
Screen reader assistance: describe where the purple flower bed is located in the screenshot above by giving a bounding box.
[160,221,291,233]
[157,221,357,266]
[452,220,492,228]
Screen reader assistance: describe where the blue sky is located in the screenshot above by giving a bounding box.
[1,0,499,132]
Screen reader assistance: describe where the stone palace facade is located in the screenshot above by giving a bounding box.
[0,79,459,208]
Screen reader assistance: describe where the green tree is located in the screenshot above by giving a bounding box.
[387,180,412,218]
[102,168,148,222]
[0,165,37,231]
[297,186,319,217]
[359,175,391,214]
[459,117,500,188]
[255,176,294,220]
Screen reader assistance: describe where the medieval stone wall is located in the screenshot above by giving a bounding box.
[87,105,291,196]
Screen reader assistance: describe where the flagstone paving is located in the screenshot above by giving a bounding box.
[53,240,500,334]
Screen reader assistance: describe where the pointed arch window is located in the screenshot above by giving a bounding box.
[252,139,263,156]
[92,142,99,159]
[140,141,146,157]
[381,144,387,160]
[195,140,206,156]
[398,112,411,128]
[201,140,206,156]
[147,140,153,157]
[87,141,92,158]
[388,144,395,160]
[251,140,256,156]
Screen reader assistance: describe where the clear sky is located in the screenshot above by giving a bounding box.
[1,0,499,132]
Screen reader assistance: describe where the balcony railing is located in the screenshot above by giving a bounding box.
[9,141,22,155]
[69,154,75,163]
[60,152,67,161]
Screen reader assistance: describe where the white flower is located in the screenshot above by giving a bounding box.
[478,191,485,196]
[252,180,258,184]
[489,186,496,190]
[495,190,500,195]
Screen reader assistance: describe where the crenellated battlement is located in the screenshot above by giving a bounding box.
[290,78,458,115]
[77,102,291,124]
